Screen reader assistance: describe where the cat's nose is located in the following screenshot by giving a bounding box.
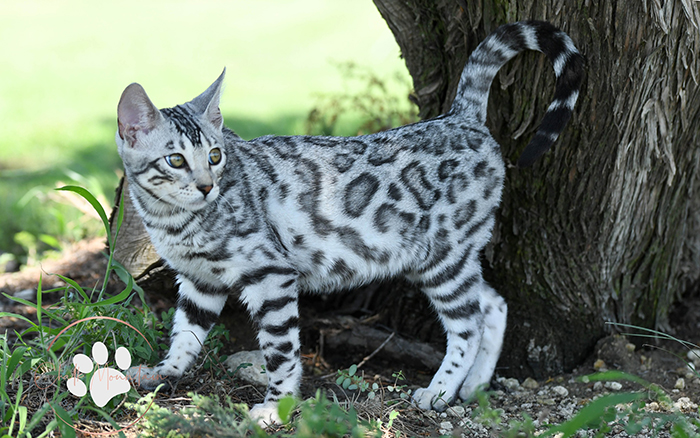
[197,184,213,196]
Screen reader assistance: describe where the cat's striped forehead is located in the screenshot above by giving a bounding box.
[161,105,208,148]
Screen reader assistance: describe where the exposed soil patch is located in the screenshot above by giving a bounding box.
[2,239,699,436]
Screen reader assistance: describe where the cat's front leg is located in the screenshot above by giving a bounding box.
[129,276,228,391]
[238,269,301,426]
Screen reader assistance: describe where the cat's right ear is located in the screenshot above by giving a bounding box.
[117,83,163,147]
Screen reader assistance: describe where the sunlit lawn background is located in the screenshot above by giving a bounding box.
[0,0,411,267]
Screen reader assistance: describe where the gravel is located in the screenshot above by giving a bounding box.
[392,334,700,437]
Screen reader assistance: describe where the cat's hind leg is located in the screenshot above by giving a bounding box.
[458,283,507,401]
[409,248,487,410]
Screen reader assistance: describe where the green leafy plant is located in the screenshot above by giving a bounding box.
[295,390,381,438]
[336,364,378,399]
[128,389,382,438]
[128,391,267,438]
[0,186,165,436]
[305,62,418,137]
[335,365,412,404]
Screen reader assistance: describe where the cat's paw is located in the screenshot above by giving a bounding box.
[412,387,450,411]
[126,365,175,391]
[458,381,488,402]
[249,402,281,427]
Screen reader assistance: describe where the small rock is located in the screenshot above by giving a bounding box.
[604,381,622,391]
[687,349,700,367]
[675,378,686,390]
[674,397,698,412]
[439,421,453,430]
[500,377,521,390]
[593,359,607,371]
[593,381,603,391]
[625,343,636,353]
[1,255,19,273]
[14,289,36,301]
[446,405,465,417]
[552,385,569,397]
[522,377,539,389]
[537,398,556,406]
[223,350,268,387]
[594,335,637,372]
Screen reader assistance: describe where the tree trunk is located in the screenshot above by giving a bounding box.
[372,0,700,378]
[110,178,176,294]
[111,0,700,381]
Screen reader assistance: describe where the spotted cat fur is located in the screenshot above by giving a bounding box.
[117,20,583,425]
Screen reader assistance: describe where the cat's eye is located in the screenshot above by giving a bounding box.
[209,148,222,165]
[165,153,186,168]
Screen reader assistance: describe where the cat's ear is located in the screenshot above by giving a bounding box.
[189,69,225,130]
[117,83,163,147]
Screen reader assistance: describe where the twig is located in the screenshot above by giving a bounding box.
[357,332,395,370]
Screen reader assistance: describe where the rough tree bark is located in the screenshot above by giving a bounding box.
[370,0,700,378]
[111,0,700,381]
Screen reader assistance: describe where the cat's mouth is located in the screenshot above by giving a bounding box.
[182,187,220,211]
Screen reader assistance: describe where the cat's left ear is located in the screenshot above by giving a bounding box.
[190,69,225,130]
[117,83,164,148]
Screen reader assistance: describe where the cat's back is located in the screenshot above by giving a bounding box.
[234,115,503,199]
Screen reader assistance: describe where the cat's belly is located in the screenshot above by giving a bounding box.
[292,236,428,293]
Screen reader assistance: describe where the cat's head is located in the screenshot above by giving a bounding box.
[116,70,227,212]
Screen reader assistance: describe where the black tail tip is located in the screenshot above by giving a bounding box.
[517,137,553,167]
[517,155,537,168]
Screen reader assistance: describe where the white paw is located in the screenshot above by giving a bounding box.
[459,381,488,402]
[249,402,281,427]
[412,387,449,411]
[126,365,172,391]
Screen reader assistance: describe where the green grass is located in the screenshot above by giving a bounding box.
[0,0,409,260]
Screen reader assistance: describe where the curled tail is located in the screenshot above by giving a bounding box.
[451,20,584,167]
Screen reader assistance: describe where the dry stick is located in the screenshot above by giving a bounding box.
[320,330,397,379]
[356,332,396,370]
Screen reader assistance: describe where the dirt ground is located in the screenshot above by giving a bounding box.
[1,238,699,437]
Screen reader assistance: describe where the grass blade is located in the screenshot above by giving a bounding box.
[85,275,133,307]
[0,310,36,328]
[4,347,28,382]
[543,392,646,437]
[56,185,110,244]
[54,274,89,302]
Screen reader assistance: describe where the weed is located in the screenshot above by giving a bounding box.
[0,186,163,437]
[305,62,418,137]
[128,389,382,438]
